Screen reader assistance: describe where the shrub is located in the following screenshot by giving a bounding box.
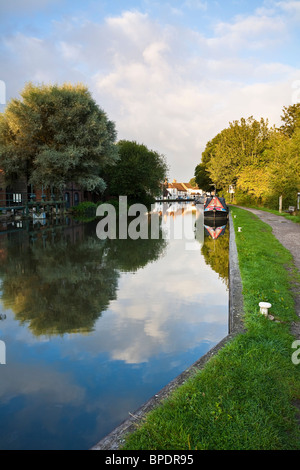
[72,201,97,216]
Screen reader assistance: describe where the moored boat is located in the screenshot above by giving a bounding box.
[204,196,228,220]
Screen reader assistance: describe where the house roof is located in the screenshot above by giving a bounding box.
[167,182,187,192]
[182,182,199,190]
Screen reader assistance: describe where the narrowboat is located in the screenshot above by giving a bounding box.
[204,196,228,221]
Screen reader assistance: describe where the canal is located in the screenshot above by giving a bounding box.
[0,202,229,450]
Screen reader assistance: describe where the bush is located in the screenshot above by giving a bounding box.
[72,201,97,216]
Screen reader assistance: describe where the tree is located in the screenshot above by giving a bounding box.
[105,140,168,204]
[0,82,119,192]
[237,166,272,199]
[207,116,270,192]
[267,127,300,202]
[194,134,220,192]
[194,162,213,192]
[189,177,197,187]
[279,103,300,138]
[196,104,300,208]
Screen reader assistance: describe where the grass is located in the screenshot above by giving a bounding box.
[122,207,300,450]
[234,204,300,224]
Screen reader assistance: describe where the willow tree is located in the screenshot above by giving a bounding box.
[0,82,119,192]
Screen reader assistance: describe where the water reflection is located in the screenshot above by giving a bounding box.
[0,204,229,450]
[0,218,166,336]
[202,218,229,288]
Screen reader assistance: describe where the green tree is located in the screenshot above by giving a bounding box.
[279,103,300,137]
[207,116,270,192]
[0,82,119,192]
[266,127,300,204]
[189,177,197,187]
[194,134,220,192]
[194,163,213,192]
[105,140,168,204]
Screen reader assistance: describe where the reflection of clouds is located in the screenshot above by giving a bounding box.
[92,211,228,364]
[0,209,228,367]
[0,208,228,449]
[0,363,85,404]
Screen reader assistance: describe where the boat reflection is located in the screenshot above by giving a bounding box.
[204,218,228,240]
[201,218,229,287]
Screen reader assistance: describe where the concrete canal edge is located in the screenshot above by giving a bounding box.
[90,212,245,451]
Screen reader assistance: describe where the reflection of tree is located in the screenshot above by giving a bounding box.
[0,218,167,336]
[106,222,167,272]
[201,224,229,287]
[0,225,119,335]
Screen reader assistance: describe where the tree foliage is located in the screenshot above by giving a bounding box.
[194,134,219,192]
[0,82,119,191]
[194,162,213,192]
[195,105,300,208]
[207,116,271,190]
[266,127,300,200]
[279,103,300,137]
[105,140,168,204]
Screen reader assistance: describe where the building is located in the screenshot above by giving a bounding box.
[181,182,203,197]
[0,169,86,211]
[0,170,28,209]
[164,179,202,199]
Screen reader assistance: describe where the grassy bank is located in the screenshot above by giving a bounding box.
[122,207,300,450]
[233,204,300,224]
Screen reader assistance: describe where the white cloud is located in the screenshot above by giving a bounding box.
[276,0,300,17]
[0,361,85,404]
[210,12,287,53]
[1,4,299,180]
[92,222,228,364]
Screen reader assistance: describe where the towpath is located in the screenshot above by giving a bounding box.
[236,207,300,337]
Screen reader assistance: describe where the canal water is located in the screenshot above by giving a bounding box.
[0,202,229,450]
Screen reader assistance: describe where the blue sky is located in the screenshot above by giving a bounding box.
[1,0,300,180]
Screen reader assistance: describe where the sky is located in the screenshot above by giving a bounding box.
[0,0,300,182]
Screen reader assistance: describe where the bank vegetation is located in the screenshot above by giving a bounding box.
[122,207,300,450]
[195,103,300,210]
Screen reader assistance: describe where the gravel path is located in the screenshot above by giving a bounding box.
[236,207,300,338]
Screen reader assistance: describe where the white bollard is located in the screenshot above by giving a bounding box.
[259,302,272,316]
